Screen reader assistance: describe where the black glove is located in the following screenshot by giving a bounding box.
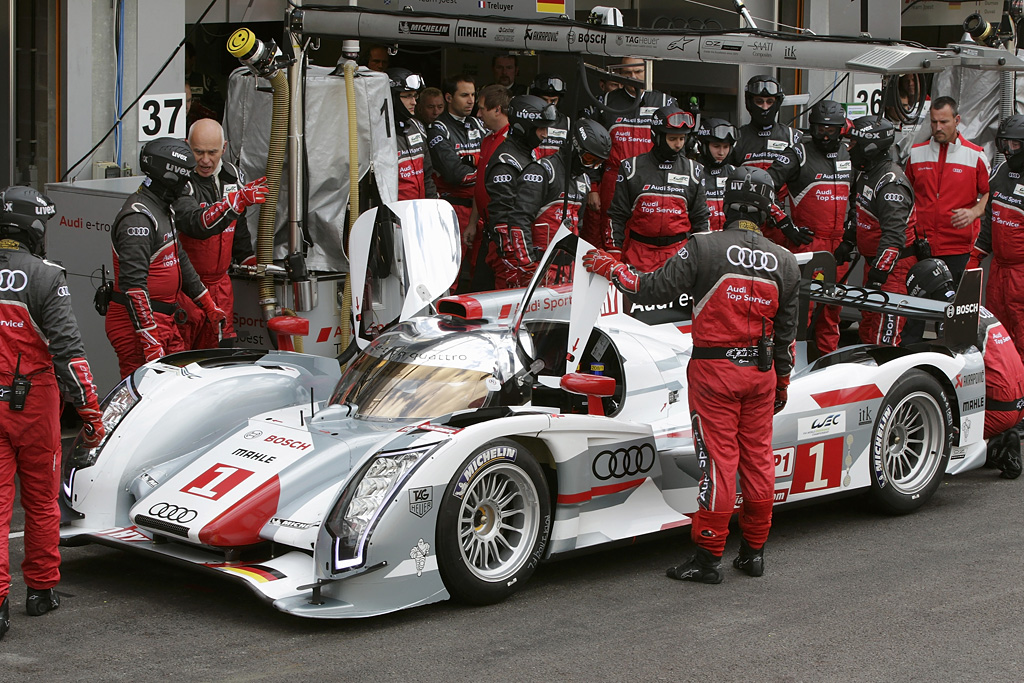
[777,216,815,246]
[865,266,889,289]
[774,375,790,415]
[833,240,857,266]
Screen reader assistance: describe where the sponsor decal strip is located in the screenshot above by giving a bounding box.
[211,564,286,583]
[557,477,645,505]
[811,384,883,408]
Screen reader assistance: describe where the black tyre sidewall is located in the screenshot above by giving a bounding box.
[436,438,551,605]
[870,370,952,513]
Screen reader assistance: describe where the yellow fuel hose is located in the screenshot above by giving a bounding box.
[341,60,358,355]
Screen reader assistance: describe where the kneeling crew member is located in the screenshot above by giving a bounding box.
[583,167,800,582]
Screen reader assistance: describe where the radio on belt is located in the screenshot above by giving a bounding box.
[10,352,31,411]
[757,317,773,373]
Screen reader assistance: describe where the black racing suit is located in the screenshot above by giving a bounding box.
[535,111,571,159]
[608,152,710,272]
[731,122,802,244]
[626,221,800,556]
[699,161,736,232]
[428,111,487,220]
[484,136,538,289]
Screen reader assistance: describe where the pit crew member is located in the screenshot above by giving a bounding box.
[105,137,223,377]
[388,68,436,201]
[583,166,801,583]
[173,118,265,349]
[695,118,737,231]
[766,99,852,354]
[607,106,709,272]
[833,116,918,346]
[530,73,570,159]
[0,186,105,639]
[465,84,511,292]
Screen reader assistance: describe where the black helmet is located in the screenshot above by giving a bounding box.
[139,137,196,198]
[508,95,558,149]
[529,73,567,99]
[808,100,847,153]
[724,166,776,225]
[0,185,56,256]
[744,75,784,128]
[905,258,955,302]
[845,115,895,171]
[696,117,737,168]
[997,114,1024,172]
[570,118,611,177]
[650,106,696,163]
[387,67,426,123]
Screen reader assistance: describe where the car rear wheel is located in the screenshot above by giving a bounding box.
[869,370,952,513]
[437,439,551,605]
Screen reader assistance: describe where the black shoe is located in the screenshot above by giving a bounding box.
[25,588,60,617]
[1000,430,1022,480]
[0,596,9,640]
[666,547,723,584]
[732,540,765,577]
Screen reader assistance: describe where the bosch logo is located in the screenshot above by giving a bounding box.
[0,269,28,292]
[148,502,197,523]
[492,174,513,183]
[726,245,779,272]
[243,430,263,439]
[264,435,311,450]
[522,173,544,183]
[592,443,656,480]
[883,193,902,202]
[125,227,150,237]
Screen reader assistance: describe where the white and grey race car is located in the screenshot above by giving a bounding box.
[61,200,989,618]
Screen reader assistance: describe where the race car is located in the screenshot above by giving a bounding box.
[60,199,989,618]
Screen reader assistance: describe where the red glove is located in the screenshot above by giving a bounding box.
[227,176,269,214]
[138,329,166,363]
[606,247,622,259]
[582,249,639,295]
[774,375,790,415]
[76,404,106,449]
[967,246,987,271]
[195,289,226,326]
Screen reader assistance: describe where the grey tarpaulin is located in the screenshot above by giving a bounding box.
[223,64,397,273]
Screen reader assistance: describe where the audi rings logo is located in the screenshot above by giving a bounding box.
[492,174,513,183]
[56,285,69,297]
[125,226,150,237]
[592,443,656,480]
[243,429,263,439]
[522,173,545,183]
[148,502,197,523]
[0,270,28,292]
[726,245,778,272]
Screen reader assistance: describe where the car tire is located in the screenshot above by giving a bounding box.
[869,370,952,514]
[436,439,551,605]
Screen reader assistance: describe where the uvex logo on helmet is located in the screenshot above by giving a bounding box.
[171,150,189,161]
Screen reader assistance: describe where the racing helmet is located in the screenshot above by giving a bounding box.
[650,105,696,163]
[808,99,848,153]
[905,258,955,302]
[744,75,784,128]
[387,67,426,123]
[508,95,558,150]
[570,118,612,177]
[139,137,196,198]
[529,73,567,101]
[723,166,776,226]
[0,185,56,256]
[997,114,1024,172]
[696,117,737,168]
[845,115,895,172]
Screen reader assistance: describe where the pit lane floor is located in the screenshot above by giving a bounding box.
[2,436,1021,681]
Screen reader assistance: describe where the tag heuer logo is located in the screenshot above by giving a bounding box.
[409,487,433,517]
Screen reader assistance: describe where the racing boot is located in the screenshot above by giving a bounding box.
[732,539,765,577]
[0,596,9,640]
[999,429,1022,480]
[666,547,723,584]
[25,587,60,616]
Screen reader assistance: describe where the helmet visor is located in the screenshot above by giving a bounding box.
[700,123,736,142]
[537,77,565,93]
[663,110,696,132]
[579,151,606,169]
[395,73,426,91]
[746,79,782,97]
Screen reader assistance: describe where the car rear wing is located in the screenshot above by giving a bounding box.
[798,252,983,358]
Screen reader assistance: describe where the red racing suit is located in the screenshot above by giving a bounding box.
[850,160,919,345]
[608,152,709,272]
[977,307,1024,438]
[0,240,101,598]
[972,161,1024,362]
[905,133,990,258]
[504,152,590,287]
[428,110,487,253]
[731,122,802,244]
[174,162,255,349]
[589,88,677,248]
[106,185,207,377]
[397,117,437,201]
[699,161,736,232]
[484,136,538,289]
[630,222,800,555]
[767,142,853,353]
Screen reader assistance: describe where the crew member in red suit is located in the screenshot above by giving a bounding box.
[388,68,436,201]
[0,186,105,638]
[174,119,266,349]
[465,84,511,292]
[583,167,800,583]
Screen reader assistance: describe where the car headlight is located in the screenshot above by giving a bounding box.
[325,443,442,572]
[68,378,140,470]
